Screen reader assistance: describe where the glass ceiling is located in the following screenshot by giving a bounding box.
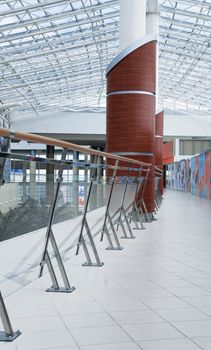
[159,0,211,118]
[0,0,211,120]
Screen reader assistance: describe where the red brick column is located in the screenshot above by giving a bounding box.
[106,36,157,213]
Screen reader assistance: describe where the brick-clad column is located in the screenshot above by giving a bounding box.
[106,36,157,214]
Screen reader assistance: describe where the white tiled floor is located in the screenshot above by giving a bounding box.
[2,190,211,349]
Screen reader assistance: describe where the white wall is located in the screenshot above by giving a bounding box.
[12,111,106,135]
[164,111,211,138]
[12,110,211,140]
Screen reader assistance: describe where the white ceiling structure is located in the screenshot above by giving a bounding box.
[0,0,211,120]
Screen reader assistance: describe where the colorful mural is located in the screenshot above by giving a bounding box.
[166,151,211,199]
[166,159,191,193]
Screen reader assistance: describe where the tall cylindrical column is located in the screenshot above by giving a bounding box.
[155,111,164,194]
[106,36,157,214]
[146,0,159,36]
[119,0,147,51]
[146,0,159,110]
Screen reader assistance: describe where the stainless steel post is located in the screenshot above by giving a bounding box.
[39,148,75,293]
[0,291,21,342]
[130,167,145,230]
[141,166,151,223]
[116,164,135,238]
[76,155,104,266]
[100,160,123,250]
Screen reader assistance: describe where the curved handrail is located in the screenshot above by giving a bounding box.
[155,166,163,175]
[0,128,151,167]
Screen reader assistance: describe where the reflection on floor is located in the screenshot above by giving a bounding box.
[2,190,211,350]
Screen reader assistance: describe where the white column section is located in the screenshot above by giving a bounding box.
[146,0,159,110]
[119,0,147,51]
[146,0,159,35]
[175,139,180,157]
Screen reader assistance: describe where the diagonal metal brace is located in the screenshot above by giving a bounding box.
[0,291,21,342]
[39,148,75,293]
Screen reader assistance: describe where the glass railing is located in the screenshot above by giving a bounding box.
[0,127,159,342]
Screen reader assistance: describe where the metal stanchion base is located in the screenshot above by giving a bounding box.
[46,286,76,293]
[0,330,21,342]
[106,247,123,250]
[82,262,104,267]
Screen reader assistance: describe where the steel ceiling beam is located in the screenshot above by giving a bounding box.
[161,5,211,22]
[1,35,117,63]
[0,0,119,32]
[0,11,119,44]
[0,0,76,16]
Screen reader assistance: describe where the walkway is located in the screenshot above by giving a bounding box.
[2,190,211,350]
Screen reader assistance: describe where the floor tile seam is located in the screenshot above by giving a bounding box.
[142,280,211,317]
[142,306,211,323]
[18,347,78,350]
[98,288,152,311]
[193,335,211,339]
[111,277,162,292]
[97,301,150,321]
[138,337,203,349]
[172,318,211,326]
[128,333,186,342]
[167,319,211,349]
[53,304,81,350]
[184,338,204,350]
[175,270,211,280]
[12,312,62,320]
[126,290,173,300]
[34,343,144,350]
[139,295,195,310]
[52,308,106,316]
[178,295,211,310]
[197,285,211,293]
[176,304,211,319]
[159,286,211,299]
[130,289,211,325]
[145,259,202,275]
[153,279,198,292]
[164,285,211,295]
[155,275,211,295]
[138,280,211,311]
[169,247,211,262]
[100,309,146,350]
[81,283,138,300]
[128,298,185,325]
[186,336,211,350]
[151,252,211,278]
[195,307,211,318]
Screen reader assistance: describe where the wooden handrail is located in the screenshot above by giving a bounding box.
[155,166,163,174]
[0,128,151,167]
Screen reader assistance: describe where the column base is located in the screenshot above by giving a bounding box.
[46,286,76,293]
[0,330,21,342]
